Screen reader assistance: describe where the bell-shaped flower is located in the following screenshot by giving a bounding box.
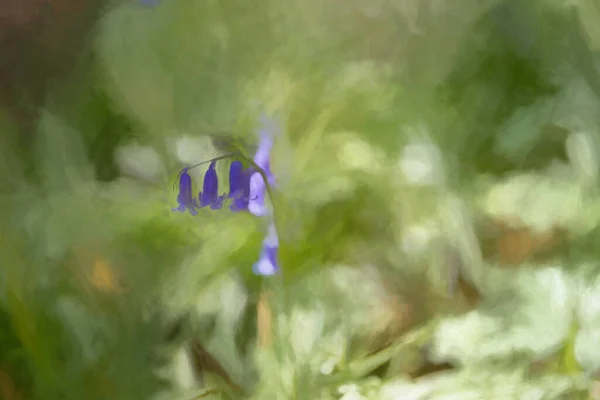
[172,168,198,216]
[198,161,225,210]
[248,115,277,217]
[252,221,279,276]
[170,114,282,276]
[228,161,245,198]
[228,160,254,212]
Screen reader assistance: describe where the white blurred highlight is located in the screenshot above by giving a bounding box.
[566,131,599,183]
[338,138,381,172]
[401,221,439,255]
[115,144,165,181]
[172,135,217,165]
[398,137,443,185]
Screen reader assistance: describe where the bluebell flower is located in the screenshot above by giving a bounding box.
[252,222,279,276]
[169,117,281,276]
[228,160,254,212]
[172,168,198,216]
[198,161,225,210]
[248,115,277,217]
[228,161,245,198]
[248,114,282,276]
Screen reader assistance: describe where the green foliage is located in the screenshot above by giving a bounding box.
[4,0,600,399]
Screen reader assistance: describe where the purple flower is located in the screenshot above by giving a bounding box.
[169,114,282,276]
[248,115,277,217]
[228,161,245,198]
[198,161,225,210]
[172,168,198,216]
[248,114,282,276]
[228,161,254,212]
[252,222,279,276]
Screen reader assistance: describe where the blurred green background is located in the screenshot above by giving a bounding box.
[3,0,600,398]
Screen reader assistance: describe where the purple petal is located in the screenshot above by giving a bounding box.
[253,137,272,172]
[252,246,279,276]
[264,222,279,247]
[172,203,186,212]
[248,114,282,276]
[247,114,277,215]
[229,166,255,212]
[172,168,197,216]
[210,194,226,210]
[230,185,250,212]
[228,161,245,198]
[254,115,276,174]
[198,161,220,208]
[248,172,267,216]
[253,222,279,276]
